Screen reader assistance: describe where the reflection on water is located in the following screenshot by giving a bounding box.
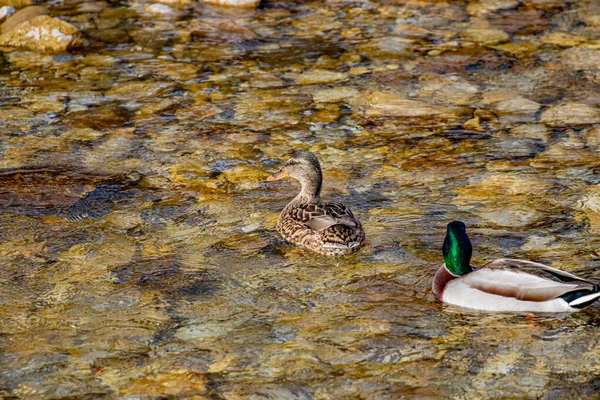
[1,0,600,397]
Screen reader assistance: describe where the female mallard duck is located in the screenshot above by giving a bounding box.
[267,150,365,256]
[433,221,600,312]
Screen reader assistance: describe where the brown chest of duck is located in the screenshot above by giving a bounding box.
[267,151,365,256]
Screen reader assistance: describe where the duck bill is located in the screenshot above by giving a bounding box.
[266,169,290,182]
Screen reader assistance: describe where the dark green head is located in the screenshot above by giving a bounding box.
[442,221,473,276]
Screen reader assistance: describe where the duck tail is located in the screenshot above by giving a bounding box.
[567,288,600,309]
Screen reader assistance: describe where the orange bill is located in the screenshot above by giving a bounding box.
[266,169,290,181]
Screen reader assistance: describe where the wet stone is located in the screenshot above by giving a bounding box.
[355,89,471,122]
[311,87,359,103]
[0,0,31,8]
[462,28,510,46]
[86,28,129,43]
[540,32,585,47]
[0,15,83,52]
[467,0,519,15]
[105,81,173,100]
[510,124,549,140]
[561,48,600,71]
[0,5,15,23]
[29,98,66,113]
[64,105,130,130]
[0,5,47,33]
[94,16,120,29]
[358,36,416,57]
[295,69,348,85]
[190,18,257,42]
[145,4,175,14]
[540,103,600,127]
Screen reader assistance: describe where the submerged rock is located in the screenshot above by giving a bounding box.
[312,87,359,103]
[462,28,510,46]
[0,0,31,8]
[482,91,540,123]
[201,0,260,8]
[354,90,471,122]
[493,97,540,123]
[540,103,600,126]
[155,0,194,7]
[561,48,600,71]
[145,4,175,14]
[0,5,15,23]
[0,4,46,32]
[0,15,82,52]
[295,69,347,85]
[468,0,518,15]
[105,81,173,101]
[190,18,257,41]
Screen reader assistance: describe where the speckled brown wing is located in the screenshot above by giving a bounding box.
[323,202,359,226]
[276,201,364,255]
[303,202,363,246]
[289,202,358,230]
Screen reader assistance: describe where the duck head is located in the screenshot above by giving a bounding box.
[443,221,473,276]
[267,150,323,201]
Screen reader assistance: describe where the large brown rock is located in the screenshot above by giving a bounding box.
[0,15,82,52]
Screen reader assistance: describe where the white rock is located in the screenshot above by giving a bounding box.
[0,6,16,23]
[145,3,174,14]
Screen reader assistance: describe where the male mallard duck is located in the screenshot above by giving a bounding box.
[433,221,600,312]
[267,150,365,256]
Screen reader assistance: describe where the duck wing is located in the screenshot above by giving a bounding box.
[295,202,358,232]
[463,258,600,306]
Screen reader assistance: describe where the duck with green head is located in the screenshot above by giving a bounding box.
[433,221,600,312]
[266,150,365,256]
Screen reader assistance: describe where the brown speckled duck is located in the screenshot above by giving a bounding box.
[267,150,365,256]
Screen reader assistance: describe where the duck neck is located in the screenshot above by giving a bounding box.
[443,229,473,276]
[294,169,322,204]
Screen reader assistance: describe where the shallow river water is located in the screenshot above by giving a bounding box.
[1,0,600,398]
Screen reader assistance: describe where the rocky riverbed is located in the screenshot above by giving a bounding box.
[1,0,600,398]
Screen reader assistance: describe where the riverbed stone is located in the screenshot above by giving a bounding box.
[0,4,46,32]
[202,0,260,8]
[190,18,257,41]
[417,75,480,105]
[561,48,600,71]
[145,4,175,14]
[462,28,510,46]
[540,32,585,47]
[295,69,348,85]
[0,15,82,52]
[0,0,31,8]
[0,5,15,23]
[467,0,518,14]
[106,81,173,100]
[155,0,194,7]
[355,90,471,121]
[540,103,600,126]
[510,124,549,140]
[312,87,359,103]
